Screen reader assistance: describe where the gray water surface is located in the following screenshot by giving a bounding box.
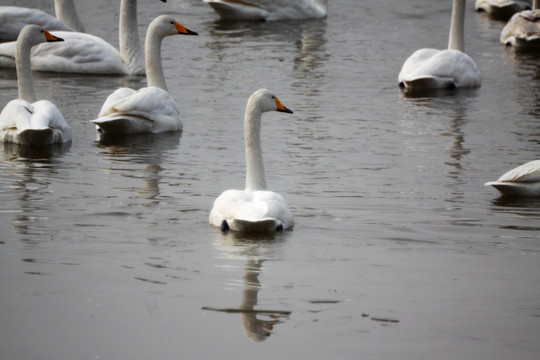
[1,0,539,359]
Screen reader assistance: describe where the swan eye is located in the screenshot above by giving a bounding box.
[271,96,275,99]
[170,21,174,24]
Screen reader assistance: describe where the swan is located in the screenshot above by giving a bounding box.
[500,0,540,47]
[475,0,531,19]
[0,25,71,145]
[0,0,158,74]
[484,160,540,197]
[0,0,84,42]
[202,0,327,21]
[209,89,294,233]
[90,15,197,134]
[398,0,481,91]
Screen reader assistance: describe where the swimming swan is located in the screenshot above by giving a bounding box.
[209,89,294,233]
[485,160,540,197]
[202,0,327,21]
[0,0,84,42]
[91,15,197,134]
[398,0,481,90]
[0,0,159,74]
[0,25,71,145]
[475,0,531,19]
[500,0,540,47]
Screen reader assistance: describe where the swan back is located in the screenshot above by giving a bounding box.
[484,160,540,197]
[203,0,327,21]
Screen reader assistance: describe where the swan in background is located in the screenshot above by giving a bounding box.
[209,89,294,233]
[0,0,161,74]
[202,0,327,21]
[500,0,540,47]
[0,25,71,145]
[398,0,481,91]
[0,0,84,42]
[485,160,540,197]
[91,15,197,134]
[475,0,531,19]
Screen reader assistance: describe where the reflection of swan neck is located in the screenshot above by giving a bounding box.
[448,0,465,52]
[120,0,144,75]
[144,20,166,90]
[54,0,85,32]
[244,98,267,191]
[16,28,36,103]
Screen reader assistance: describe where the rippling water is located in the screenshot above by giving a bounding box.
[1,0,539,359]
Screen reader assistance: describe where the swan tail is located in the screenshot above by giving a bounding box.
[400,76,456,91]
[228,218,281,233]
[484,181,540,197]
[91,115,153,134]
[17,128,55,145]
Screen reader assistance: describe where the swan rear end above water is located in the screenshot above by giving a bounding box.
[475,0,532,20]
[209,89,294,233]
[202,0,327,21]
[0,25,71,145]
[484,160,540,197]
[500,0,540,48]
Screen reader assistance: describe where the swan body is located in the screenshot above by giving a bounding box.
[209,89,294,233]
[475,0,532,19]
[0,0,145,75]
[0,25,71,145]
[202,0,327,21]
[91,15,197,134]
[500,3,540,47]
[0,0,84,42]
[485,160,540,197]
[399,0,481,91]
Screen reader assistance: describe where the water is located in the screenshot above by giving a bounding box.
[1,0,539,359]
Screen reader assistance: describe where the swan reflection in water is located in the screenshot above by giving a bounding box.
[206,232,291,342]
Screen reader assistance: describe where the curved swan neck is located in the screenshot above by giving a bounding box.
[144,22,167,90]
[244,99,267,191]
[448,0,465,52]
[54,0,85,32]
[119,0,144,74]
[16,30,36,103]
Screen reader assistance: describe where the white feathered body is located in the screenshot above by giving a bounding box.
[0,99,71,145]
[399,49,481,90]
[209,189,294,232]
[203,0,327,21]
[485,160,540,197]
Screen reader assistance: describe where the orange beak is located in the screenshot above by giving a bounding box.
[43,30,64,42]
[174,22,198,36]
[275,97,293,114]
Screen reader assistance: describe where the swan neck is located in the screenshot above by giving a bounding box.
[16,33,36,103]
[244,101,267,191]
[119,0,144,74]
[144,25,167,90]
[54,0,85,32]
[448,0,465,52]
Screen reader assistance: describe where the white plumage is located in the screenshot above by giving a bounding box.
[209,89,294,233]
[91,15,197,134]
[485,160,540,197]
[202,0,327,21]
[475,0,532,19]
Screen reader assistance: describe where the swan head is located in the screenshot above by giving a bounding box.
[18,25,64,47]
[150,15,198,38]
[251,89,293,114]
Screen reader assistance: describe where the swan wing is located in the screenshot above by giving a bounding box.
[496,160,540,183]
[0,6,73,42]
[203,0,326,20]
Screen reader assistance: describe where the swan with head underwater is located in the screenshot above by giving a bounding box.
[0,25,71,145]
[0,0,85,42]
[398,0,481,91]
[209,89,295,233]
[0,0,166,75]
[91,15,197,134]
[475,0,532,20]
[202,0,327,21]
[500,0,540,48]
[485,160,540,197]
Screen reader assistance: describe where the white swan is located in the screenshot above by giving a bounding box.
[0,0,84,42]
[484,160,540,197]
[475,0,531,19]
[500,0,540,47]
[398,0,481,91]
[209,89,294,233]
[0,25,71,145]
[0,0,153,75]
[202,0,327,21]
[90,15,197,134]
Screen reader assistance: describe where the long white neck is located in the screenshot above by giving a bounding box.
[54,0,85,32]
[448,0,465,52]
[119,0,144,75]
[16,30,37,103]
[244,99,267,191]
[144,21,167,90]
